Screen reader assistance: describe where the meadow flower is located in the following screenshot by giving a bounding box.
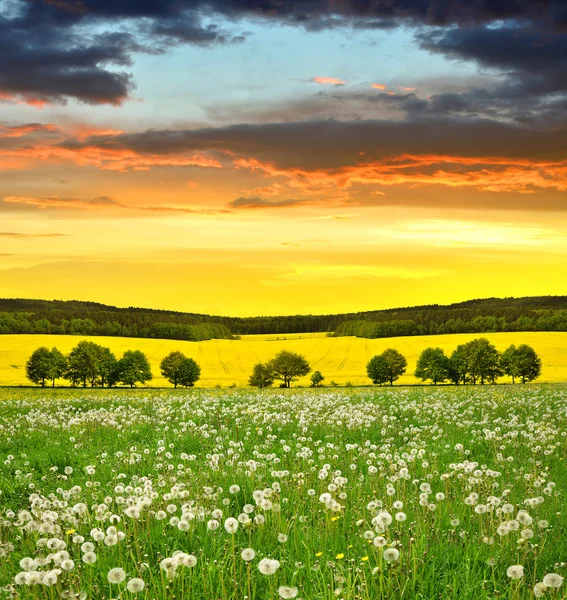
[533,582,548,597]
[127,578,145,593]
[108,567,126,584]
[241,548,255,561]
[82,552,97,564]
[258,558,280,575]
[224,517,239,533]
[506,565,524,580]
[278,585,299,598]
[542,573,564,588]
[383,548,400,562]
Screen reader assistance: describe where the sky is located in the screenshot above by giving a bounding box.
[0,0,566,317]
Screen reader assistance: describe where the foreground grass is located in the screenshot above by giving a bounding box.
[0,385,566,599]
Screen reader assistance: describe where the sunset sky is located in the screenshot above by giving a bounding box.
[1,0,566,316]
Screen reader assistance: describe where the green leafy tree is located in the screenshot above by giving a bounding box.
[49,347,67,387]
[177,357,201,387]
[65,341,103,387]
[248,363,275,388]
[500,345,520,384]
[310,370,325,387]
[118,350,152,387]
[381,348,407,386]
[449,344,470,385]
[268,351,310,388]
[160,351,187,388]
[366,354,390,385]
[465,338,501,384]
[25,347,53,387]
[514,344,542,383]
[415,347,450,385]
[99,347,119,387]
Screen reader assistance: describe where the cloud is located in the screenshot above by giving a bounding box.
[138,206,231,215]
[229,195,309,209]
[1,195,124,209]
[0,232,69,238]
[310,77,346,86]
[2,0,567,107]
[372,83,387,90]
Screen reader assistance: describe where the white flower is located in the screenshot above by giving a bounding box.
[127,578,145,593]
[278,533,288,543]
[506,565,524,580]
[258,558,280,575]
[383,548,400,562]
[542,573,564,589]
[533,582,548,597]
[108,567,126,584]
[241,548,256,562]
[278,585,299,598]
[224,517,239,534]
[60,559,75,571]
[82,552,97,564]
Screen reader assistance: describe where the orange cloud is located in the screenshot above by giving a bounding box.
[371,83,387,90]
[0,123,59,138]
[399,86,416,91]
[311,76,346,86]
[234,154,567,196]
[0,92,48,108]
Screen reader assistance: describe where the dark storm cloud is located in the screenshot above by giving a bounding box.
[61,118,567,169]
[2,0,567,105]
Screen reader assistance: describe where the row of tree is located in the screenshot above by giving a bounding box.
[25,339,542,388]
[247,341,542,389]
[364,340,541,386]
[25,343,203,388]
[414,340,541,385]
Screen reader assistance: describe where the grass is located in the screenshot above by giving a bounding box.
[0,331,567,388]
[0,385,566,599]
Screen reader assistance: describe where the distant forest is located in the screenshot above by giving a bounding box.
[1,296,567,341]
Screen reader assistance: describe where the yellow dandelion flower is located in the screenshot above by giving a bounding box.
[65,529,76,535]
[361,556,369,561]
[335,553,345,560]
[331,516,340,522]
[315,552,323,557]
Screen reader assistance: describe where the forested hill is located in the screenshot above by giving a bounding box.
[1,296,567,341]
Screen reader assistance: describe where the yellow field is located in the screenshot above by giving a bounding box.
[1,331,566,387]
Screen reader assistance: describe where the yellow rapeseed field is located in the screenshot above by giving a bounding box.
[1,331,566,387]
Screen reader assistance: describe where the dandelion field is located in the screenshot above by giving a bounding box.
[1,385,566,599]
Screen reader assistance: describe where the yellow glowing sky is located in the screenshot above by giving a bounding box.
[1,8,566,316]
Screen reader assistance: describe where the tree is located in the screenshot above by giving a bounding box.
[500,345,520,384]
[98,347,119,387]
[118,350,152,387]
[25,347,54,387]
[465,338,501,384]
[366,354,390,385]
[177,357,201,387]
[502,344,541,383]
[449,344,469,385]
[310,370,325,387]
[160,351,187,388]
[415,347,450,385]
[248,363,275,388]
[381,348,407,386]
[267,351,310,388]
[65,341,102,387]
[49,347,67,387]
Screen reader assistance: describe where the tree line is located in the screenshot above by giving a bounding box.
[2,296,567,340]
[25,342,202,388]
[245,339,542,389]
[24,338,543,388]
